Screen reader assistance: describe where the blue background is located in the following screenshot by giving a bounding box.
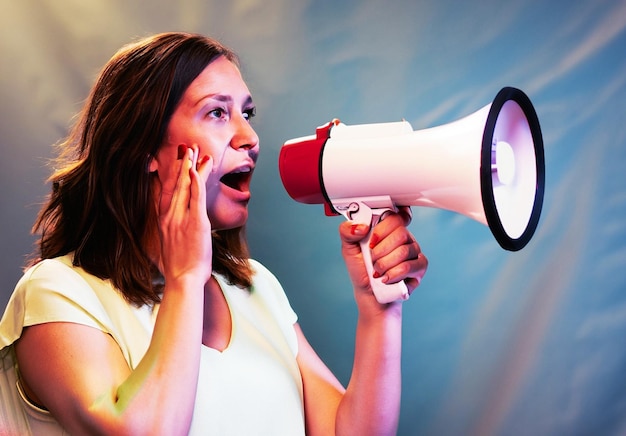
[1,1,625,434]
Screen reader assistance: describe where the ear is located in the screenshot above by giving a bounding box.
[148,155,159,173]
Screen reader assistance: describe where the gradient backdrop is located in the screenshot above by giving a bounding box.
[1,1,625,435]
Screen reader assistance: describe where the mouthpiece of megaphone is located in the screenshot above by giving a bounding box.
[279,87,545,303]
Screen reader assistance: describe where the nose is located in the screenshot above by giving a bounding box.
[231,113,259,152]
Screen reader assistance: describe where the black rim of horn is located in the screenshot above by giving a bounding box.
[480,87,545,251]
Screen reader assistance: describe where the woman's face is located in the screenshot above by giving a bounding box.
[150,56,259,230]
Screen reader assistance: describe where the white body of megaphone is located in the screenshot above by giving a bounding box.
[279,87,545,304]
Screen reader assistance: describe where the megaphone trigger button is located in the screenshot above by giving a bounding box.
[399,206,413,224]
[380,210,395,221]
[343,202,360,220]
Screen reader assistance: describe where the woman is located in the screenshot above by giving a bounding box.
[0,32,427,435]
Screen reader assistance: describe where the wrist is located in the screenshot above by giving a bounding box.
[357,298,403,325]
[164,273,207,294]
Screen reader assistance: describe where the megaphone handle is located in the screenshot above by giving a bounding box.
[334,200,410,304]
[359,216,410,304]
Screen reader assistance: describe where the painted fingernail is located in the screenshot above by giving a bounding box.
[199,155,211,166]
[177,144,187,160]
[372,271,381,279]
[350,224,368,235]
[369,234,379,249]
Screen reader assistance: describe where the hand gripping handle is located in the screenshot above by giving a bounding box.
[338,201,410,304]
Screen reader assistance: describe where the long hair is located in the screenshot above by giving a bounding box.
[31,32,253,305]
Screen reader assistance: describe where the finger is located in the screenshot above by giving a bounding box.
[368,212,406,249]
[168,145,193,221]
[196,153,213,186]
[190,155,213,219]
[371,224,423,275]
[380,251,428,294]
[338,221,371,244]
[373,237,420,274]
[186,144,205,217]
[370,223,415,263]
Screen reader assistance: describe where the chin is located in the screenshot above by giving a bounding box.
[209,208,249,231]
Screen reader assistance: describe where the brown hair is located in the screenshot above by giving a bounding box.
[31,32,253,305]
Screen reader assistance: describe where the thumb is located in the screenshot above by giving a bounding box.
[339,221,371,245]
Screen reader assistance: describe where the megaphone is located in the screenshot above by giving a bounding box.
[279,87,545,303]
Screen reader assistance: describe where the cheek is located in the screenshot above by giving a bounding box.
[155,164,178,199]
[151,156,180,214]
[204,182,222,211]
[153,145,181,188]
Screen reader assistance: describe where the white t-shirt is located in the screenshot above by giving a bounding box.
[0,254,304,435]
[189,264,304,435]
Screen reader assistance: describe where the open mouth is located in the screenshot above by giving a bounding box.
[220,168,252,192]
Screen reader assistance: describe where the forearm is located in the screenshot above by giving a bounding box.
[101,143,212,434]
[107,279,204,434]
[335,302,403,436]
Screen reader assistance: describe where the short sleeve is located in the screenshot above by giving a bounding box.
[1,254,156,370]
[0,257,110,351]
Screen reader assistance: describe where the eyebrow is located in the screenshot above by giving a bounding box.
[193,93,254,108]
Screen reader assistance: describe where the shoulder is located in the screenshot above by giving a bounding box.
[15,254,102,307]
[248,259,288,298]
[20,254,87,287]
[247,259,297,322]
[2,255,112,345]
[0,256,85,349]
[249,259,279,283]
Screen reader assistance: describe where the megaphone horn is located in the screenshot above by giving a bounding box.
[279,87,545,303]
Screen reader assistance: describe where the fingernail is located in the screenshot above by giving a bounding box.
[369,234,379,249]
[350,224,367,235]
[372,271,381,279]
[177,144,187,160]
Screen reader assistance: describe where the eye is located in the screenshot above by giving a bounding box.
[243,106,256,122]
[207,107,228,119]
